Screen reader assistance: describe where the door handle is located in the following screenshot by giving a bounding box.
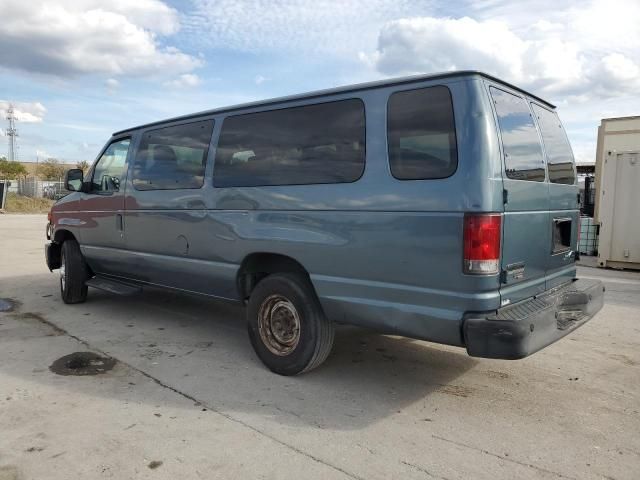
[116,214,123,231]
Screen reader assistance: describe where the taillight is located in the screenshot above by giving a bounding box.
[47,210,52,223]
[463,214,502,275]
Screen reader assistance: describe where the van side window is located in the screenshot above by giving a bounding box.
[531,105,576,185]
[213,99,365,187]
[490,87,545,182]
[133,120,214,190]
[387,86,458,180]
[91,138,130,193]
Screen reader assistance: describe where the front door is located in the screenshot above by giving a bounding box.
[78,136,132,276]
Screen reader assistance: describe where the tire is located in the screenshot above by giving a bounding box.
[247,273,334,375]
[60,239,89,304]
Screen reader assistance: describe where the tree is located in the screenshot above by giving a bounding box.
[37,158,66,180]
[76,160,90,174]
[0,158,28,179]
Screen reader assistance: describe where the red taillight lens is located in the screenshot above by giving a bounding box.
[47,210,52,223]
[463,214,502,275]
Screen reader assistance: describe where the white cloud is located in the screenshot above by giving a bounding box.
[567,0,640,52]
[360,0,640,101]
[163,73,202,88]
[105,78,120,94]
[599,53,640,84]
[0,1,201,78]
[105,0,181,35]
[0,101,47,123]
[254,75,267,85]
[363,12,640,100]
[365,17,527,79]
[182,0,428,54]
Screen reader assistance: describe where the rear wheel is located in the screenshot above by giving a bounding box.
[247,273,334,375]
[60,240,89,304]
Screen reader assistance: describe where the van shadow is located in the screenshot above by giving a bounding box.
[5,274,478,431]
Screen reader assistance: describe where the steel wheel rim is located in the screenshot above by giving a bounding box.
[60,250,66,290]
[258,294,301,356]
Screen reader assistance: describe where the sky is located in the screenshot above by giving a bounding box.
[1,0,639,164]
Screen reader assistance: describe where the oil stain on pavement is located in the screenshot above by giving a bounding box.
[49,352,117,376]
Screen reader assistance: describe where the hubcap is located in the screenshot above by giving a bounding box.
[60,251,66,290]
[257,294,301,356]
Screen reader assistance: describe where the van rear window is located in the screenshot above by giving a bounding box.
[387,86,457,180]
[213,99,365,187]
[490,87,545,182]
[531,104,576,185]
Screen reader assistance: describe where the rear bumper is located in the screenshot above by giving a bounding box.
[463,278,604,359]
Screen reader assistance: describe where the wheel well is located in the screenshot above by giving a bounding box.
[53,229,77,245]
[237,253,310,301]
[50,230,93,276]
[46,230,76,271]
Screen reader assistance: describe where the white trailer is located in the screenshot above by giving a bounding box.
[594,116,640,270]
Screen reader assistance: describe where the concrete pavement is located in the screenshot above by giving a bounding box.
[1,214,639,479]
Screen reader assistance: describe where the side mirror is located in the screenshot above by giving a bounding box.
[65,168,84,192]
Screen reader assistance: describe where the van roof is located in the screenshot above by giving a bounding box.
[113,70,555,136]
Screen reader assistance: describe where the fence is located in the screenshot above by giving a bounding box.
[14,176,67,199]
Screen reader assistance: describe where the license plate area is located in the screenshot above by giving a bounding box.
[552,217,572,254]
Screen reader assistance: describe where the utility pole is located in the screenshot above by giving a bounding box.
[6,104,18,161]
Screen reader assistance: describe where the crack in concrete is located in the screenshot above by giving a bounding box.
[27,314,363,480]
[10,311,65,336]
[431,434,578,480]
[400,460,452,480]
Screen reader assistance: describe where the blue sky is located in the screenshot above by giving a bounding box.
[1,0,639,164]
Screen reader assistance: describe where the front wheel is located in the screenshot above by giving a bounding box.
[60,240,89,304]
[247,273,334,375]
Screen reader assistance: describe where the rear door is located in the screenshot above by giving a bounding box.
[489,86,549,304]
[531,103,579,288]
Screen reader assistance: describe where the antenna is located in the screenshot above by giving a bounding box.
[6,104,19,161]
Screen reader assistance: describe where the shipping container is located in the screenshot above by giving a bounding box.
[594,116,640,269]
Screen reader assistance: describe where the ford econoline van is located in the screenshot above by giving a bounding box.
[45,71,604,375]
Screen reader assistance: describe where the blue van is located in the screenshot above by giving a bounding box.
[45,71,604,375]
